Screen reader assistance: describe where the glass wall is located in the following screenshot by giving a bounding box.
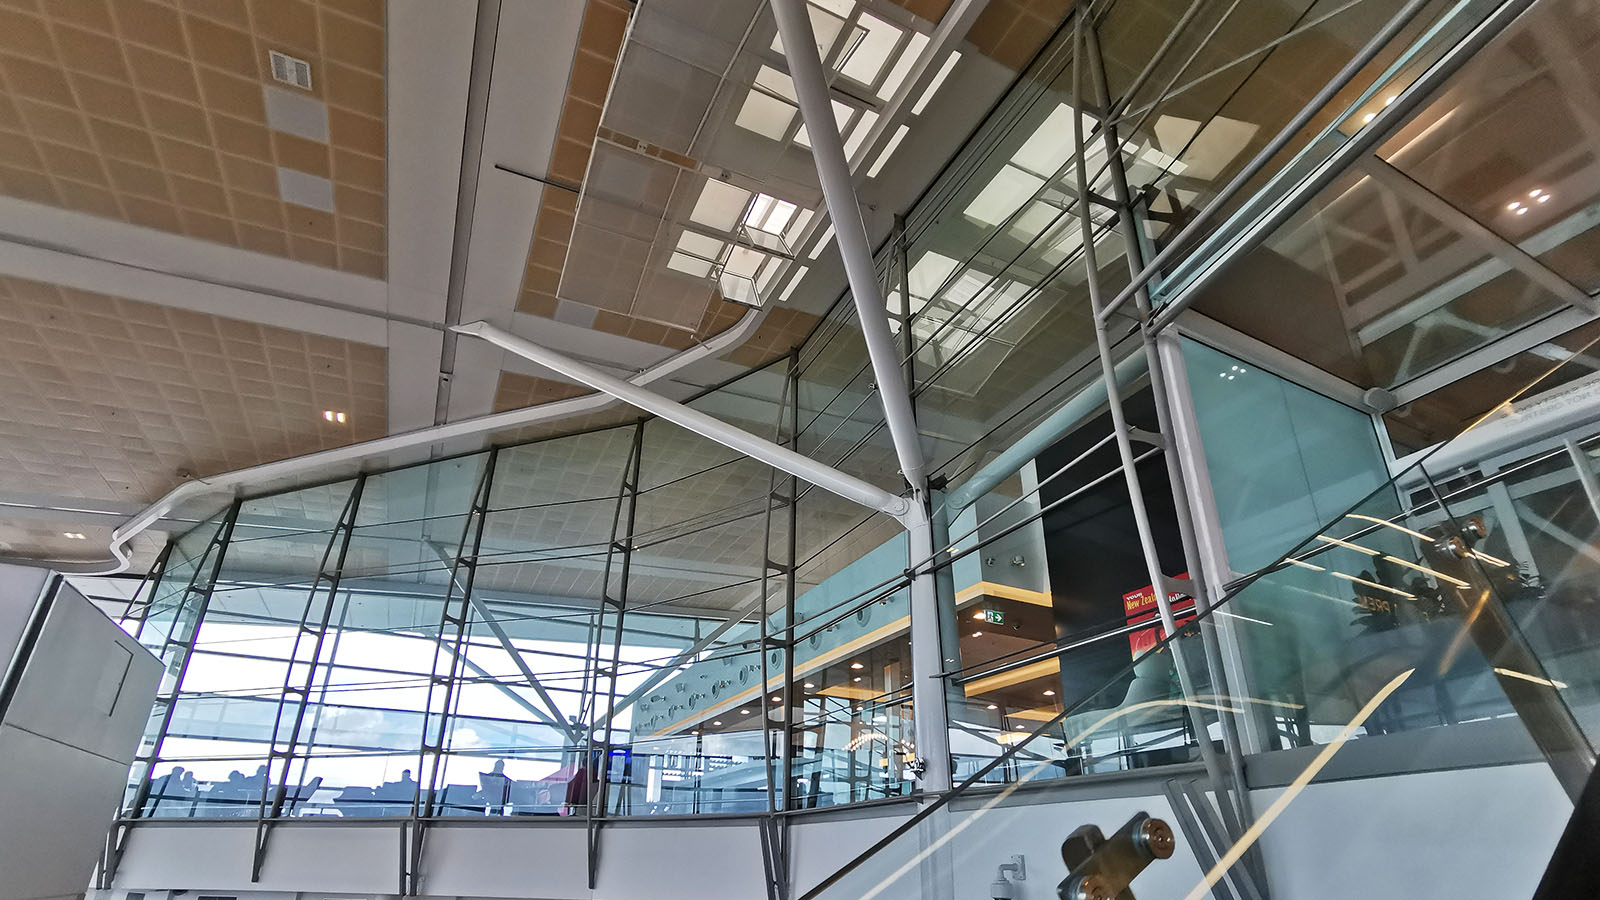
[120,0,1600,829]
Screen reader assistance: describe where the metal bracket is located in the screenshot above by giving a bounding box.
[992,854,1027,899]
[1057,813,1175,900]
[1127,427,1167,449]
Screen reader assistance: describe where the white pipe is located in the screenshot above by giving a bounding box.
[456,321,912,518]
[9,307,775,576]
[769,0,928,492]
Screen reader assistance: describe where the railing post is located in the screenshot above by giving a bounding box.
[406,451,497,895]
[104,502,242,887]
[1083,17,1261,843]
[587,425,644,890]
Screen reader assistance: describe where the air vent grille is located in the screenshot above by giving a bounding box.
[269,50,312,90]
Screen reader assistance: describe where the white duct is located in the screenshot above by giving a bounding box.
[10,308,773,576]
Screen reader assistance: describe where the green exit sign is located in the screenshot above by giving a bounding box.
[983,609,1005,625]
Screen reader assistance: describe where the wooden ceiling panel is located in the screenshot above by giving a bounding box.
[0,275,386,505]
[0,0,387,277]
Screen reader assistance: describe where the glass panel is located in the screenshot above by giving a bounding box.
[1181,337,1390,572]
[1383,317,1600,454]
[1190,165,1571,387]
[1380,0,1600,293]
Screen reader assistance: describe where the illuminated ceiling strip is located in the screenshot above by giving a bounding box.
[1327,570,1414,599]
[1316,534,1380,555]
[1214,610,1273,627]
[953,581,1053,608]
[962,658,1060,697]
[1346,512,1432,541]
[911,51,959,115]
[1382,555,1469,588]
[1492,667,1567,689]
[1471,549,1511,568]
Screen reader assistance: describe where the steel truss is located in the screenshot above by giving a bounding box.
[586,424,644,890]
[404,450,497,896]
[251,476,366,880]
[758,351,801,900]
[100,500,242,888]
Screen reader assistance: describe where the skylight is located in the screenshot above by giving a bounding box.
[736,90,797,141]
[778,265,809,302]
[690,179,753,232]
[964,166,1046,227]
[808,224,836,260]
[794,99,855,149]
[837,12,901,87]
[878,32,929,100]
[745,193,799,235]
[669,230,728,278]
[843,109,879,158]
[754,65,797,102]
[770,2,856,57]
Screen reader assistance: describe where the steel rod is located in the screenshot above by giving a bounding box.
[1096,0,1437,324]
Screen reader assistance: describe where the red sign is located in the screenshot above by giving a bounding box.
[1123,573,1194,658]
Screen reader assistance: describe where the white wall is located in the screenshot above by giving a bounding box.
[1253,763,1570,900]
[0,573,162,900]
[101,762,1576,900]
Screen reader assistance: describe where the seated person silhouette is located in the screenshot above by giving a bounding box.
[372,768,418,815]
[479,759,512,814]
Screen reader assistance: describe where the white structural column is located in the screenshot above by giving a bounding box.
[769,0,953,796]
[767,0,926,491]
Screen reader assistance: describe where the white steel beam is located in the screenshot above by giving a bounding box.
[769,0,928,493]
[453,321,911,519]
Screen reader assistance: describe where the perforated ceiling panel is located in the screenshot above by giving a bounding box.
[0,275,386,503]
[0,0,387,276]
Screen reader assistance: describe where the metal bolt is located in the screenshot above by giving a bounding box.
[1068,874,1115,900]
[1135,817,1175,859]
[1438,535,1471,559]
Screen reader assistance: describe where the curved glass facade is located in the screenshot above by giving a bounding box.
[115,0,1600,848]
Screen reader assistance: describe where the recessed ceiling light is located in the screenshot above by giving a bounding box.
[1508,201,1522,211]
[1529,188,1543,197]
[850,661,864,669]
[62,532,86,540]
[1361,112,1375,124]
[971,631,982,637]
[853,676,863,682]
[712,720,722,726]
[771,695,781,702]
[803,682,815,689]
[986,704,998,710]
[1043,690,1056,696]
[973,611,985,620]
[1538,194,1551,203]
[322,410,347,423]
[1516,208,1529,215]
[740,709,750,715]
